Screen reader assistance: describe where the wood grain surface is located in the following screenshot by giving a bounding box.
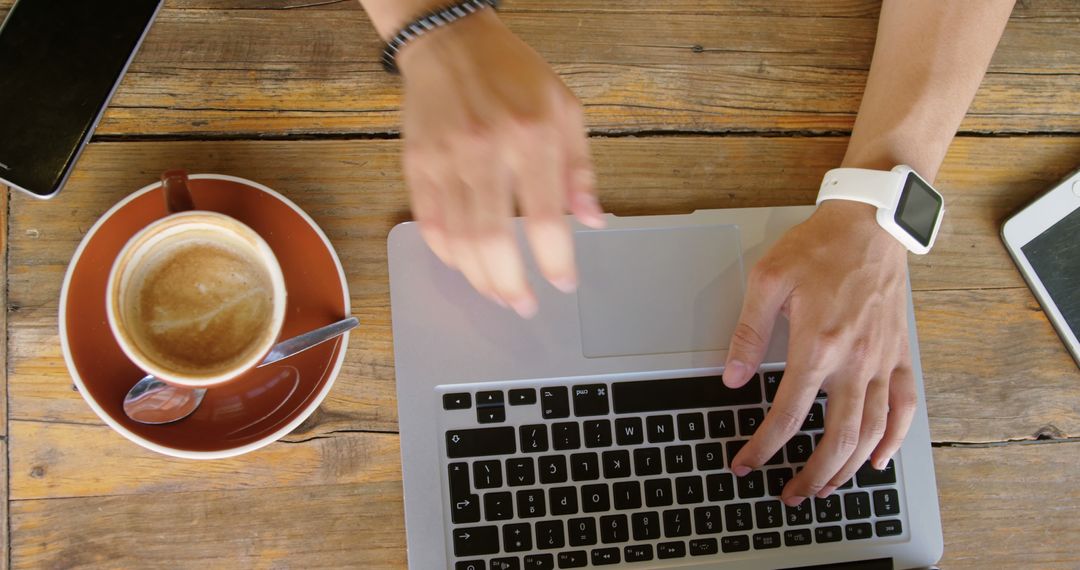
[2,1,1078,568]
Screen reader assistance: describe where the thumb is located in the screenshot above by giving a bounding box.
[724,265,790,388]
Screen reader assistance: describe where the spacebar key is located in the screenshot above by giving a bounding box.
[446,427,517,458]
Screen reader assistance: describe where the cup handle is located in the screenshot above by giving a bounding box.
[161,169,195,213]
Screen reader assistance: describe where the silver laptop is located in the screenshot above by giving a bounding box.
[389,206,943,570]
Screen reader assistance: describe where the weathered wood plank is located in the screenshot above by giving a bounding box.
[0,439,7,570]
[935,442,1080,569]
[1,187,7,438]
[5,137,1079,444]
[1,1,1076,137]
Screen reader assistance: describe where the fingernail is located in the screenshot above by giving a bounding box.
[492,296,508,309]
[510,296,538,319]
[783,495,806,508]
[724,360,749,385]
[551,276,578,294]
[817,485,837,498]
[572,192,606,229]
[874,457,890,470]
[732,465,751,477]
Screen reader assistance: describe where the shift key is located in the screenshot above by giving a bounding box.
[446,427,517,458]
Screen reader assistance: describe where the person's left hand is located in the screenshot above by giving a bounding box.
[722,200,919,507]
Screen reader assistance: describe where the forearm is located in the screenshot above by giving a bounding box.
[843,0,1014,182]
[358,0,448,40]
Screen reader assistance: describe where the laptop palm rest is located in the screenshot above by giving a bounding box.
[575,224,745,358]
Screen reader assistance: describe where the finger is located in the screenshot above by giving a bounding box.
[821,377,889,495]
[559,94,604,229]
[782,383,864,506]
[731,363,820,475]
[404,150,455,268]
[724,261,791,388]
[440,174,500,303]
[871,364,918,469]
[508,124,577,293]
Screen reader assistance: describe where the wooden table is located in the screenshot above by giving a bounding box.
[1,1,1078,568]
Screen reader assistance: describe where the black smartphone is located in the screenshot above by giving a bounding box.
[0,0,162,199]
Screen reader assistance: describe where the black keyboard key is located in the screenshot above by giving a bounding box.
[753,532,781,550]
[612,480,641,510]
[550,487,578,515]
[590,548,620,566]
[633,448,662,476]
[695,442,724,471]
[536,520,565,550]
[707,409,736,438]
[572,384,610,416]
[801,403,824,430]
[694,506,723,534]
[721,535,750,553]
[507,457,535,486]
[857,459,897,487]
[452,525,499,557]
[570,453,600,481]
[786,499,813,525]
[567,517,597,547]
[845,491,872,519]
[601,450,631,478]
[763,370,783,402]
[520,424,549,453]
[490,558,518,570]
[675,475,704,504]
[456,560,485,570]
[846,522,873,540]
[784,529,813,547]
[451,493,480,524]
[551,422,581,450]
[766,467,793,497]
[612,375,761,414]
[632,511,661,541]
[656,541,686,559]
[584,420,613,448]
[874,489,901,516]
[839,476,854,490]
[541,386,570,419]
[738,408,765,436]
[706,473,735,502]
[677,412,706,440]
[646,415,675,443]
[448,462,470,500]
[444,392,471,410]
[644,478,673,507]
[785,434,813,463]
[523,554,553,570]
[815,494,842,523]
[816,525,843,543]
[689,538,718,556]
[483,492,513,521]
[581,484,610,513]
[516,489,545,518]
[665,445,693,473]
[737,470,765,499]
[765,447,784,466]
[614,417,643,445]
[599,514,629,543]
[503,523,532,552]
[726,440,747,466]
[725,503,753,532]
[556,551,587,569]
[509,388,536,405]
[474,460,502,489]
[623,544,653,562]
[876,519,903,537]
[477,391,503,406]
[446,427,516,458]
[478,406,506,424]
[755,500,783,528]
[538,455,567,484]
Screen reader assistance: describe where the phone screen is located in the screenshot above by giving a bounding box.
[1022,207,1080,339]
[0,0,162,198]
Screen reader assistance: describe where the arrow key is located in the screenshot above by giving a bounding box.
[451,493,480,524]
[452,525,499,557]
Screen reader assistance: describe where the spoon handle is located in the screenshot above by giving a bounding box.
[259,316,359,368]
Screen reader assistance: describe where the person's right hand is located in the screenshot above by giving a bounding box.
[397,10,605,318]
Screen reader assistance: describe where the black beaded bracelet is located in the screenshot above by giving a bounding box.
[382,0,501,74]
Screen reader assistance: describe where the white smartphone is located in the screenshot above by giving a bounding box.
[1002,168,1080,368]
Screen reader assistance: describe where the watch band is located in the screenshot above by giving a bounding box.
[816,168,904,209]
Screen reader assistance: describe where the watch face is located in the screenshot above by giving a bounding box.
[894,172,943,247]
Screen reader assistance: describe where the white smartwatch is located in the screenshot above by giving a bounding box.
[816,165,944,255]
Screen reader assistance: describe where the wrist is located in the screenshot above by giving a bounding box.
[395,8,502,75]
[815,200,907,254]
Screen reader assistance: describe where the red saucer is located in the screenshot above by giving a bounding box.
[60,174,350,458]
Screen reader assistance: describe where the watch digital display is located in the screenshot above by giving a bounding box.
[894,173,943,247]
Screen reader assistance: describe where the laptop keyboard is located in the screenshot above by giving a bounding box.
[440,371,906,569]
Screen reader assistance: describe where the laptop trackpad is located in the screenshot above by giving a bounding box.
[576,224,745,358]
